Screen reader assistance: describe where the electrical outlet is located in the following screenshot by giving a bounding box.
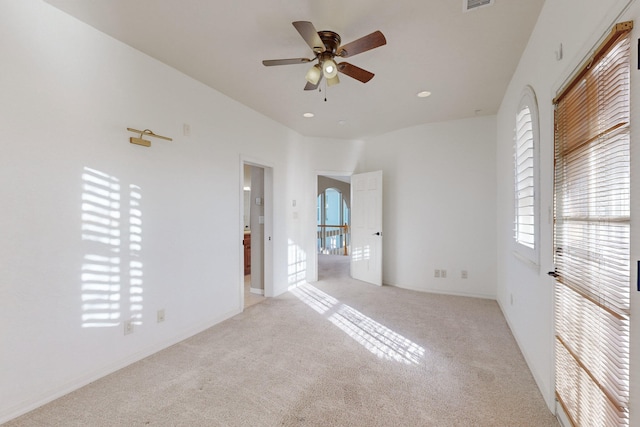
[461,270,468,279]
[157,309,165,323]
[434,269,441,278]
[124,320,134,335]
[441,269,447,278]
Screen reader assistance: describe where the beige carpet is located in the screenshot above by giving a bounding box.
[6,255,558,426]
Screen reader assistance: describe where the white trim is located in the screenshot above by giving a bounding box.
[249,287,264,295]
[388,283,495,300]
[512,250,540,273]
[497,298,557,413]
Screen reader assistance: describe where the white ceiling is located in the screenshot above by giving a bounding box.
[45,0,545,140]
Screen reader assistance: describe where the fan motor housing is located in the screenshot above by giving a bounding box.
[318,31,341,53]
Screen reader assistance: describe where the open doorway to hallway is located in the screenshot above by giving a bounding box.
[316,171,384,287]
[317,174,351,280]
[242,162,273,308]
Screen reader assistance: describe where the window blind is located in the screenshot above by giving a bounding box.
[515,104,535,249]
[553,22,631,427]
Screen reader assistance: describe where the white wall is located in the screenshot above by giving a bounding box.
[496,0,638,413]
[0,1,332,422]
[361,117,497,299]
[286,137,364,285]
[10,0,640,423]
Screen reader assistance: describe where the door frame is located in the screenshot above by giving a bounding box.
[240,157,274,309]
[312,170,353,283]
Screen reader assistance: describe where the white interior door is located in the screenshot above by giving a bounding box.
[350,170,383,286]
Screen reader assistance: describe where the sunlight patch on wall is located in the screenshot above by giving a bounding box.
[128,185,143,325]
[287,239,307,288]
[81,169,121,248]
[292,283,425,365]
[81,254,121,326]
[81,168,144,328]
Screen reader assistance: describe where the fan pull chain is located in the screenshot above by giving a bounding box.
[324,79,328,102]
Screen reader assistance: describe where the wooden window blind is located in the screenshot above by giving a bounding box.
[553,21,632,427]
[515,89,537,251]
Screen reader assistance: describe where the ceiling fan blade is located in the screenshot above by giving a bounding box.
[292,21,326,53]
[337,62,375,83]
[337,31,386,58]
[304,74,323,90]
[262,58,312,66]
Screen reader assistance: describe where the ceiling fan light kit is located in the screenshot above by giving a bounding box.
[262,21,386,91]
[321,56,338,79]
[305,64,322,85]
[327,74,340,87]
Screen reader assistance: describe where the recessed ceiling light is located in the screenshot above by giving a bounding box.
[303,112,314,118]
[417,91,432,98]
[338,120,347,125]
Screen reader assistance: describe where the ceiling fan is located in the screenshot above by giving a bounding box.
[262,21,387,90]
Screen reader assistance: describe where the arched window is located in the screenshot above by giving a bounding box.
[513,85,539,264]
[317,188,350,254]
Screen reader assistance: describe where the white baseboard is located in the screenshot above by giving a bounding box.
[249,287,264,295]
[386,283,496,300]
[496,298,556,414]
[0,307,241,424]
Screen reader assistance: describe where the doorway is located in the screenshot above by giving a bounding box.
[314,171,383,287]
[241,161,273,308]
[317,175,351,256]
[317,174,352,283]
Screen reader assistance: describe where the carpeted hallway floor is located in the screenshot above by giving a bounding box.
[5,254,558,426]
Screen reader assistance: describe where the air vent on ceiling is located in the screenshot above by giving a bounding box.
[464,0,494,12]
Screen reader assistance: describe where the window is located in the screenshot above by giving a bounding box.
[514,86,539,263]
[553,22,631,427]
[317,188,350,255]
[324,188,341,226]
